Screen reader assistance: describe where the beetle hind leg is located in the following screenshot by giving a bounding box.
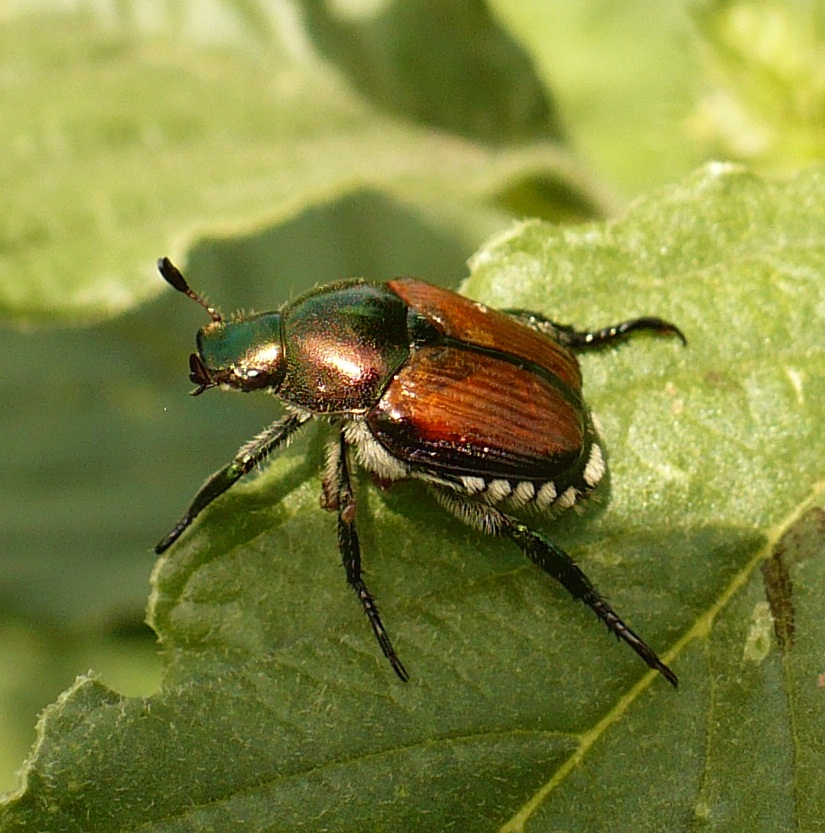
[503,309,686,350]
[431,487,677,687]
[323,431,409,682]
[505,517,678,687]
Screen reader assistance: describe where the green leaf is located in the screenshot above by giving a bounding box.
[0,2,597,325]
[492,0,825,196]
[690,0,825,174]
[490,0,701,195]
[300,0,563,146]
[3,164,824,831]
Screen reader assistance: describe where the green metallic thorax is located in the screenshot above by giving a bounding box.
[280,281,411,413]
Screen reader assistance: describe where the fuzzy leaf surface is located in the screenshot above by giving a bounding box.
[2,165,824,831]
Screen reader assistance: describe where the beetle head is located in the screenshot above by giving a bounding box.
[158,257,286,395]
[192,314,286,394]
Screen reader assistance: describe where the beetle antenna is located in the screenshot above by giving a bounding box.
[157,257,223,323]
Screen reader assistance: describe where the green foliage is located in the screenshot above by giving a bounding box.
[2,1,824,831]
[691,0,825,172]
[0,1,593,324]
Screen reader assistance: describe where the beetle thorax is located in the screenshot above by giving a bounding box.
[277,281,412,414]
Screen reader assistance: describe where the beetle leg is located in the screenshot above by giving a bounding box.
[430,487,677,687]
[325,431,410,682]
[503,309,686,349]
[503,517,678,686]
[155,411,311,554]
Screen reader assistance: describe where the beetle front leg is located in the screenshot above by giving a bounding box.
[155,411,310,553]
[430,488,677,687]
[503,309,686,349]
[323,431,409,682]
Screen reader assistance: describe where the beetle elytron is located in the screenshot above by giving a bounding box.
[155,257,683,686]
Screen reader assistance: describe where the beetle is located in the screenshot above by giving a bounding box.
[155,257,684,686]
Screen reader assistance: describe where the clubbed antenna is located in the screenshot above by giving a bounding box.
[157,257,223,323]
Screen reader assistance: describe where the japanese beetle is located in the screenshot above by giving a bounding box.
[156,257,684,686]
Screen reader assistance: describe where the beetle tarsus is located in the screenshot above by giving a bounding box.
[356,580,410,683]
[583,592,678,687]
[155,520,189,554]
[558,316,687,350]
